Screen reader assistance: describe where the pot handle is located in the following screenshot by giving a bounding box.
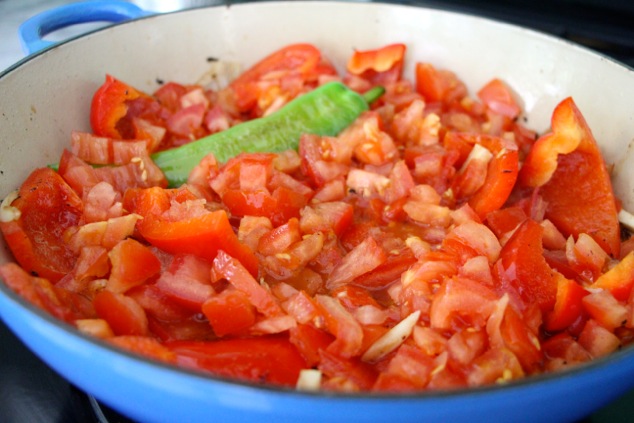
[19,0,152,55]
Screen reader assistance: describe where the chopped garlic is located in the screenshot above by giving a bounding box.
[0,190,21,222]
[361,310,421,362]
[618,208,634,232]
[296,369,322,391]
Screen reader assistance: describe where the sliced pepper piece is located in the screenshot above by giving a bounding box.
[521,98,620,256]
[90,75,146,139]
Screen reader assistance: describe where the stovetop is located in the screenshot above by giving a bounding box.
[1,1,634,422]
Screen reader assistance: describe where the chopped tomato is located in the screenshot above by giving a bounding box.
[2,43,631,394]
[415,62,467,105]
[477,78,521,119]
[213,250,283,317]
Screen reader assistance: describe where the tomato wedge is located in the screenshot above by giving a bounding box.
[166,335,307,387]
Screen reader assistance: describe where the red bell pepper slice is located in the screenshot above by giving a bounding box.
[520,98,620,256]
[166,335,307,387]
[138,209,258,277]
[495,219,557,311]
[590,251,634,301]
[462,135,519,219]
[90,74,145,139]
[229,43,330,114]
[544,273,589,332]
[347,43,406,75]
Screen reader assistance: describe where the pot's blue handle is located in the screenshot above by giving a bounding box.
[19,0,152,55]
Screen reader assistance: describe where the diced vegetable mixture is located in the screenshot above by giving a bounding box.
[1,43,634,392]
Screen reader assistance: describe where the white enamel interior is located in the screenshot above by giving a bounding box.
[1,1,634,267]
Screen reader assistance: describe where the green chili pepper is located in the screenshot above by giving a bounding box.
[151,81,384,187]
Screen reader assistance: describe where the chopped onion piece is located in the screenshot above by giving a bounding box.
[0,190,21,222]
[296,369,322,391]
[618,208,634,232]
[361,310,421,362]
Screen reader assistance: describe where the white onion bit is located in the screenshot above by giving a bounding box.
[0,190,21,223]
[361,310,421,363]
[618,208,634,232]
[296,369,322,391]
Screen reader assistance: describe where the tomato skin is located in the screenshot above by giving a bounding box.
[166,335,308,387]
[0,262,82,323]
[0,168,83,282]
[90,75,145,139]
